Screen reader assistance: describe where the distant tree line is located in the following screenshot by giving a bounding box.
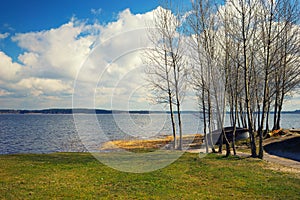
[0,109,151,114]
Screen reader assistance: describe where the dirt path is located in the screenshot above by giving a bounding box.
[262,151,300,174]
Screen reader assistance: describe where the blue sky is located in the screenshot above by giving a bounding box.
[1,0,194,110]
[0,0,299,111]
[0,0,160,61]
[0,0,159,31]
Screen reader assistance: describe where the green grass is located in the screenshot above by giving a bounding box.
[0,152,299,199]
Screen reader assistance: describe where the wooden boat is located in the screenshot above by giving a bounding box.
[205,127,249,145]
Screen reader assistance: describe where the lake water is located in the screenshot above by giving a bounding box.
[0,113,299,154]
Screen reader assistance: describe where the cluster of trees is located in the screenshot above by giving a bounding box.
[143,0,300,158]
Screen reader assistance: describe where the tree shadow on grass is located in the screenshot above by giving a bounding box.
[264,137,300,162]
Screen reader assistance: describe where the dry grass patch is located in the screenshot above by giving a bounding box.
[101,134,203,150]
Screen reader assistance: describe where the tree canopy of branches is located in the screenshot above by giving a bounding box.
[143,0,300,157]
[143,2,188,150]
[188,0,300,157]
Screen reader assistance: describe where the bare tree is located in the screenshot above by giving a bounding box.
[218,5,245,155]
[219,0,262,157]
[271,0,300,131]
[253,0,300,158]
[143,2,187,150]
[188,0,234,155]
[256,0,278,159]
[188,0,219,153]
[185,0,300,158]
[144,0,300,156]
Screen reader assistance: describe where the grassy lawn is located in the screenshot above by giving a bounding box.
[0,152,299,199]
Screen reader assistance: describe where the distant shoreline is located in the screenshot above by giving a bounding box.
[0,108,300,115]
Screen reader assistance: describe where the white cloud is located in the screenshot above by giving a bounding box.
[18,52,39,67]
[0,7,197,110]
[74,8,157,110]
[0,5,299,112]
[91,8,102,15]
[12,21,97,80]
[0,21,98,107]
[1,7,195,110]
[0,51,23,82]
[0,89,12,96]
[14,77,73,97]
[98,8,153,42]
[0,32,9,39]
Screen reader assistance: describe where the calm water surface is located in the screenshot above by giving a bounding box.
[0,113,299,154]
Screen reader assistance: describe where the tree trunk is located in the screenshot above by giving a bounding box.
[168,90,176,149]
[177,103,183,150]
[259,0,275,159]
[208,89,216,153]
[272,74,280,130]
[171,54,183,150]
[165,50,176,149]
[202,86,209,153]
[243,31,256,157]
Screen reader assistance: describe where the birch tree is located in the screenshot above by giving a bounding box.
[271,0,300,131]
[188,0,232,155]
[144,2,187,150]
[220,0,261,157]
[188,0,219,153]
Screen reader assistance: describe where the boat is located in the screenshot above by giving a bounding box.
[205,127,249,145]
